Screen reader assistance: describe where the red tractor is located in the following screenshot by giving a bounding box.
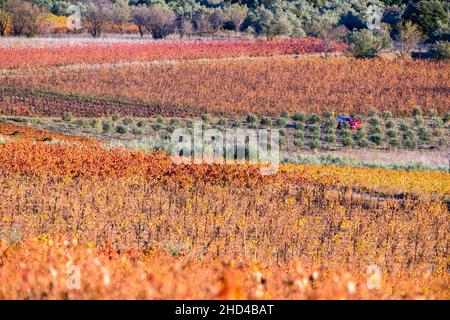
[336,116,362,129]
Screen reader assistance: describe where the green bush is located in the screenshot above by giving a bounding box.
[307,114,321,124]
[260,116,271,126]
[325,133,337,144]
[201,114,210,122]
[427,108,438,117]
[442,112,450,123]
[369,133,383,146]
[116,125,127,134]
[75,119,87,128]
[169,118,180,126]
[430,118,443,129]
[246,113,257,124]
[403,130,417,149]
[123,117,133,126]
[385,120,395,129]
[358,138,370,148]
[137,119,148,128]
[156,116,164,124]
[293,122,303,130]
[294,130,304,139]
[389,137,400,147]
[294,138,303,148]
[399,121,410,132]
[217,118,226,126]
[62,112,73,122]
[348,29,392,58]
[309,139,320,150]
[368,108,377,117]
[343,136,353,147]
[386,129,398,139]
[167,126,176,134]
[412,106,422,117]
[413,115,423,126]
[112,113,120,122]
[381,110,392,119]
[102,120,111,133]
[292,112,305,122]
[132,128,143,135]
[418,126,431,141]
[152,123,162,131]
[275,117,288,128]
[280,111,289,118]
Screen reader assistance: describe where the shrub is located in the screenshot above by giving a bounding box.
[414,115,424,126]
[418,126,431,141]
[102,120,111,133]
[116,125,127,134]
[260,116,271,126]
[293,122,303,130]
[382,111,392,119]
[386,129,398,139]
[309,139,320,150]
[201,114,210,122]
[368,116,381,127]
[412,106,422,117]
[430,118,443,129]
[399,121,410,132]
[292,113,305,122]
[89,119,99,129]
[294,138,303,148]
[442,112,449,123]
[280,111,289,118]
[427,108,438,118]
[358,138,369,148]
[325,132,337,144]
[403,130,417,149]
[156,116,164,124]
[170,118,180,126]
[152,123,162,131]
[343,136,353,147]
[368,108,377,117]
[75,119,87,128]
[275,117,288,128]
[307,114,321,124]
[62,112,73,122]
[389,137,400,147]
[132,128,143,135]
[369,133,383,146]
[385,120,395,129]
[348,29,392,58]
[217,118,226,126]
[112,113,120,122]
[123,117,133,126]
[137,120,148,128]
[186,121,194,128]
[246,113,257,124]
[294,130,304,139]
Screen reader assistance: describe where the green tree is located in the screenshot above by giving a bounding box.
[403,0,447,34]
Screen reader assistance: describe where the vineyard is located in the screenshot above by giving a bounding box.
[1,56,448,117]
[0,36,449,301]
[0,130,448,299]
[0,38,346,69]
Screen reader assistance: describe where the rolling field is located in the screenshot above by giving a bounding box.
[0,38,449,300]
[1,56,448,117]
[0,126,448,299]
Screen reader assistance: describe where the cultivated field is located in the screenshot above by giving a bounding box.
[0,38,449,300]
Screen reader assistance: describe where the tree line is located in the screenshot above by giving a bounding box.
[0,1,448,58]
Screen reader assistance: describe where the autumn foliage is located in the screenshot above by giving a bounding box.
[0,38,346,69]
[2,57,448,117]
[0,129,448,299]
